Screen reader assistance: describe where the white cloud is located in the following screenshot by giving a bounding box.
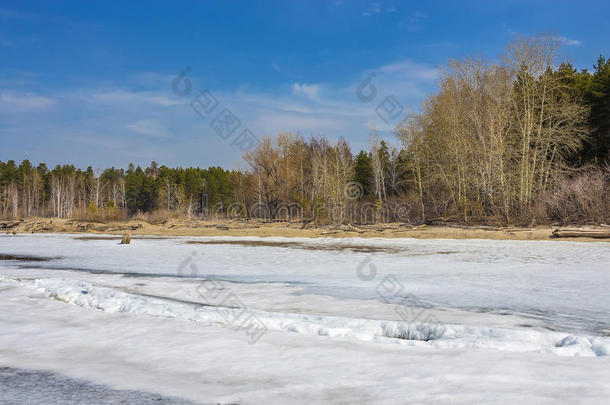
[92,90,183,107]
[254,113,347,135]
[129,72,175,87]
[507,30,582,47]
[291,83,320,99]
[362,2,382,17]
[406,11,428,30]
[361,4,401,17]
[126,119,171,138]
[0,90,55,112]
[556,36,581,46]
[535,35,581,47]
[1,58,439,167]
[378,59,440,81]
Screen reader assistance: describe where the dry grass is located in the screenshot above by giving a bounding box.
[72,206,126,222]
[131,209,183,225]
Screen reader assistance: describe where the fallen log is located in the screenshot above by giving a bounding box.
[552,229,610,239]
[346,223,365,233]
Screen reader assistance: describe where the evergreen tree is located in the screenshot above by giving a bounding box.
[353,151,373,197]
[587,55,610,161]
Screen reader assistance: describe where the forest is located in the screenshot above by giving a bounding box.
[1,39,609,225]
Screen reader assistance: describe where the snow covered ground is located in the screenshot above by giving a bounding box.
[1,233,609,403]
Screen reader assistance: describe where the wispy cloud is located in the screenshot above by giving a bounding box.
[378,59,440,81]
[271,62,296,79]
[505,28,582,47]
[362,2,398,17]
[535,34,582,46]
[126,119,171,138]
[129,72,176,88]
[91,90,183,107]
[0,90,55,112]
[291,83,320,99]
[0,55,439,166]
[254,113,348,135]
[555,36,581,46]
[362,2,381,17]
[406,11,427,30]
[0,72,40,87]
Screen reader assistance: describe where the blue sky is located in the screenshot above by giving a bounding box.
[1,0,608,169]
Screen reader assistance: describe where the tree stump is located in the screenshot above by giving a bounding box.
[120,233,132,244]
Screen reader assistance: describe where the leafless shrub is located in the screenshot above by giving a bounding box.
[545,168,609,225]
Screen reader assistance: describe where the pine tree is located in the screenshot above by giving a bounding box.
[353,151,373,198]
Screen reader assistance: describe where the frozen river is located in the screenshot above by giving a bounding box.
[1,233,609,403]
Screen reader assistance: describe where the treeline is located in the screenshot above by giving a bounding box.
[0,161,237,221]
[1,38,609,225]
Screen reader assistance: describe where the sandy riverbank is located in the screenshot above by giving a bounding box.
[2,217,610,242]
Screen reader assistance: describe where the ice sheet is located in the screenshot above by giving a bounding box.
[1,233,609,334]
[1,234,610,403]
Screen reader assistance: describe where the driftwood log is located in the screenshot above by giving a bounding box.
[552,229,610,239]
